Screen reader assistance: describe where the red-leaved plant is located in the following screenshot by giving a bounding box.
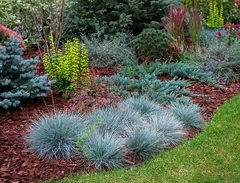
[162,5,185,48]
[0,24,26,49]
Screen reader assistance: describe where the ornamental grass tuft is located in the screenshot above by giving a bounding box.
[83,132,126,170]
[25,112,84,160]
[85,106,142,136]
[169,102,206,129]
[125,127,162,160]
[118,96,163,119]
[148,113,185,147]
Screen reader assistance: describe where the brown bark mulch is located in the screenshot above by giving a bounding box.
[0,49,240,183]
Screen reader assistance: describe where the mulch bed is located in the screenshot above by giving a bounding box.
[0,49,240,183]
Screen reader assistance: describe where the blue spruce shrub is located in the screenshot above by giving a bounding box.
[0,36,51,111]
[25,112,84,160]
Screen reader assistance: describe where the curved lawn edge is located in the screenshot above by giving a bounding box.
[49,94,240,183]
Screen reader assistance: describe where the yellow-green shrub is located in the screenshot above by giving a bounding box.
[203,0,224,28]
[43,36,90,93]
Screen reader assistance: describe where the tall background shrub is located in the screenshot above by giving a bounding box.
[64,0,183,39]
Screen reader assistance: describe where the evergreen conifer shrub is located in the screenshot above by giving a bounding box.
[0,36,51,111]
[64,0,182,38]
[132,28,173,60]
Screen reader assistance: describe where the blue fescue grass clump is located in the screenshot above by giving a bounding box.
[125,128,162,160]
[83,132,126,170]
[118,96,163,119]
[25,112,84,160]
[148,113,186,146]
[26,96,203,169]
[169,102,206,129]
[84,106,142,135]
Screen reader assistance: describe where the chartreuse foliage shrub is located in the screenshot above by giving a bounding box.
[0,37,51,111]
[43,36,90,93]
[25,112,84,160]
[64,0,182,38]
[132,28,173,60]
[203,0,224,28]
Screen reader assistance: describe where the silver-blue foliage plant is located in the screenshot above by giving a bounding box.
[0,36,51,111]
[25,112,84,160]
[83,131,126,170]
[169,102,206,129]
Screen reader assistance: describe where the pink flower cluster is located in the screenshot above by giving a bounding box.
[223,23,240,37]
[223,23,240,30]
[236,0,240,8]
[0,24,26,49]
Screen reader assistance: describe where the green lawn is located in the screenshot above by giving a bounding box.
[49,94,240,183]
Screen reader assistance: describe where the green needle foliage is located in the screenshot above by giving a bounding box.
[82,33,135,68]
[25,112,84,160]
[132,28,173,60]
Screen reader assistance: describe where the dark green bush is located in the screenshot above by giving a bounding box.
[64,0,182,39]
[0,36,51,111]
[131,28,173,60]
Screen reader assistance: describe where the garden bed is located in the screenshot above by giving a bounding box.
[0,49,240,183]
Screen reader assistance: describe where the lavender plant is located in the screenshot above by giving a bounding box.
[82,33,135,68]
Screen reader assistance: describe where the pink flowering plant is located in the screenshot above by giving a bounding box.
[0,24,26,49]
[216,23,240,43]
